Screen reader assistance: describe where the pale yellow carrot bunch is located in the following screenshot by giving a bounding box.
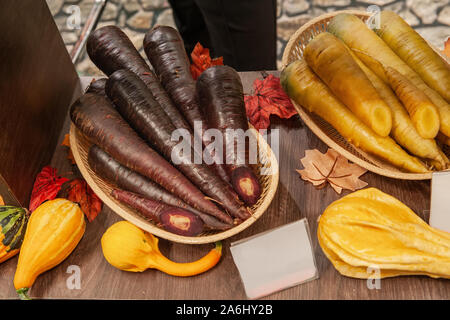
[281,11,450,173]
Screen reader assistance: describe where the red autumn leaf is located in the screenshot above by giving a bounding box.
[29,166,69,212]
[190,42,224,80]
[64,178,102,222]
[244,73,297,130]
[190,64,204,81]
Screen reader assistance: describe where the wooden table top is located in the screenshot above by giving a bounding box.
[1,72,449,300]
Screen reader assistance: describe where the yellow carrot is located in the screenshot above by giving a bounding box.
[376,11,450,103]
[352,49,389,82]
[429,148,450,171]
[385,66,440,139]
[304,32,392,137]
[352,50,440,139]
[349,50,448,170]
[327,13,450,139]
[353,49,441,140]
[281,59,428,173]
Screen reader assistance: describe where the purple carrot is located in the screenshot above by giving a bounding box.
[196,65,262,205]
[85,78,107,95]
[88,145,231,230]
[112,189,204,236]
[105,69,249,221]
[143,25,231,184]
[70,92,232,224]
[86,25,191,131]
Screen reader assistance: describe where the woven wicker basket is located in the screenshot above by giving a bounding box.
[282,10,450,180]
[70,123,279,244]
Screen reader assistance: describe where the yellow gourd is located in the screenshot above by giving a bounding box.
[318,188,450,279]
[14,199,86,300]
[101,221,222,276]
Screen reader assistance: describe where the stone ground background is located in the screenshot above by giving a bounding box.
[46,0,450,75]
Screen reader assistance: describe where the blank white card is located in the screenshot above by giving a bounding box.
[230,219,318,299]
[430,171,450,233]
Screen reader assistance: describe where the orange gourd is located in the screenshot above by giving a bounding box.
[14,199,86,300]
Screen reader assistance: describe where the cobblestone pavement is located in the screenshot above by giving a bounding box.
[47,0,450,75]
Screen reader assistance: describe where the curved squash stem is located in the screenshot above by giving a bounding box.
[16,288,31,300]
[152,241,222,277]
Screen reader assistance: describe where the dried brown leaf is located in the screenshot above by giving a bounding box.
[61,133,76,165]
[297,148,368,194]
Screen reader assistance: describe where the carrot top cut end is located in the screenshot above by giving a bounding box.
[370,103,393,137]
[413,104,440,139]
[231,167,262,206]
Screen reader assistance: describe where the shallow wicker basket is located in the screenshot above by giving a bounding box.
[282,10,450,180]
[70,123,279,244]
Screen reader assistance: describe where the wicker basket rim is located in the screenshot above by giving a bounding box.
[70,123,279,244]
[281,10,450,180]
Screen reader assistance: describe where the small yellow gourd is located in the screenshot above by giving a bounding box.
[14,199,86,300]
[318,188,450,279]
[101,221,222,276]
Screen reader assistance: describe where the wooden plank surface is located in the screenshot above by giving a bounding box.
[0,0,80,207]
[0,72,449,300]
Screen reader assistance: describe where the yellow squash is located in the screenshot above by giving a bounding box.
[14,199,86,300]
[318,188,450,279]
[101,221,222,276]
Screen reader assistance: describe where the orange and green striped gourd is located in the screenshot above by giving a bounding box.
[0,206,28,264]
